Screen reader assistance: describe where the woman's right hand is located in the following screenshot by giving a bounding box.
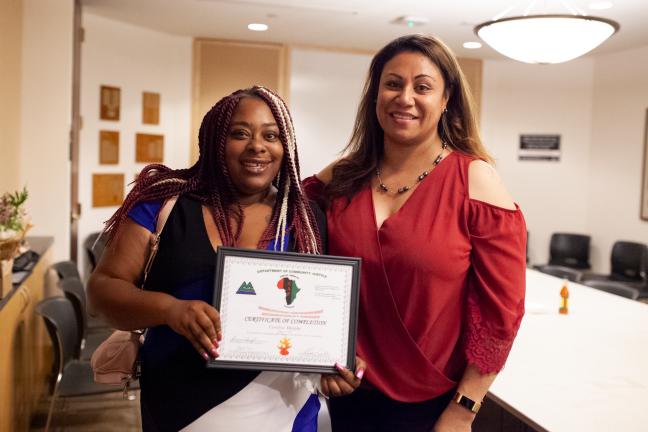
[320,356,367,397]
[166,299,222,361]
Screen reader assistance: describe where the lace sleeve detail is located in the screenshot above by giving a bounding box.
[465,292,524,374]
[464,199,527,374]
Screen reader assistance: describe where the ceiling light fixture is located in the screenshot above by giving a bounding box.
[247,23,268,32]
[474,2,619,64]
[463,41,482,49]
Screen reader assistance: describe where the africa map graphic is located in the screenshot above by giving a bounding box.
[277,277,300,305]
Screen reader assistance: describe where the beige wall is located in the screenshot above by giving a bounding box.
[481,58,595,267]
[588,45,648,272]
[0,0,23,192]
[79,13,192,276]
[289,47,372,177]
[20,0,74,261]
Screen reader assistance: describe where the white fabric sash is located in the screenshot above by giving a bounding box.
[181,371,329,432]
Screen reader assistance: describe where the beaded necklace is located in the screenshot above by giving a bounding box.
[376,142,448,194]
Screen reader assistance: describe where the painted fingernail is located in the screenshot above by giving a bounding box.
[213,339,220,347]
[201,351,209,361]
[217,331,223,341]
[334,362,345,371]
[211,348,219,357]
[355,368,365,380]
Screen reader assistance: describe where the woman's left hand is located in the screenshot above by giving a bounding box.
[432,402,475,432]
[320,356,367,397]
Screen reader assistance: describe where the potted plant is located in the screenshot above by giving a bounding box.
[0,187,31,296]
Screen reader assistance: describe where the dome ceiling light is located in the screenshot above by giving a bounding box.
[474,2,619,64]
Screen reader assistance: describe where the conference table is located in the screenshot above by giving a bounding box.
[488,269,648,431]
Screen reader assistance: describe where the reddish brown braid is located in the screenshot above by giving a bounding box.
[103,86,322,254]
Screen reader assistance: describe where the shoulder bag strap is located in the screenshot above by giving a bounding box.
[141,196,179,288]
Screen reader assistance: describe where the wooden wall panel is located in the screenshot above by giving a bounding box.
[92,174,124,207]
[457,57,483,121]
[0,0,23,192]
[191,39,287,163]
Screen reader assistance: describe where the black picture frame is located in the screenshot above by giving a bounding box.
[209,246,361,374]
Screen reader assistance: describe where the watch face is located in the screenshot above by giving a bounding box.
[454,392,481,413]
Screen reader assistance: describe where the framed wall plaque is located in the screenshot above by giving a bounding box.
[100,85,121,121]
[641,109,648,221]
[92,174,124,207]
[135,133,164,163]
[99,130,119,164]
[142,91,160,125]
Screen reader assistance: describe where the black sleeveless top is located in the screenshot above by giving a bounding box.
[138,196,327,432]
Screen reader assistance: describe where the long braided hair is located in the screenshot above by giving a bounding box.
[104,86,322,254]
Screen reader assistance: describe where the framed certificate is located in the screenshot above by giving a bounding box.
[209,247,361,374]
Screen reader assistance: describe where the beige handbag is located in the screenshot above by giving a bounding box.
[90,196,178,391]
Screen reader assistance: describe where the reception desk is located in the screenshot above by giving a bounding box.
[488,269,648,431]
[0,237,54,432]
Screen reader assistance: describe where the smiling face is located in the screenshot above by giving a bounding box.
[224,97,284,201]
[375,51,448,148]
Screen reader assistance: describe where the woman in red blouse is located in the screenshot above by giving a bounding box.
[304,35,526,431]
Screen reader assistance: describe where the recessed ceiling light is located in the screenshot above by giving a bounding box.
[392,15,429,28]
[463,41,482,49]
[247,23,268,32]
[588,1,613,10]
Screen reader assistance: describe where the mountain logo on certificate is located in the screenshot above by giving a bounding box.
[236,281,256,295]
[277,277,300,306]
[278,337,292,356]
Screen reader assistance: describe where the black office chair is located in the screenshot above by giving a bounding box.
[51,260,81,280]
[547,233,591,269]
[52,259,111,330]
[84,232,106,273]
[583,280,640,300]
[534,265,583,282]
[58,278,112,361]
[582,241,648,292]
[610,241,647,284]
[35,297,124,431]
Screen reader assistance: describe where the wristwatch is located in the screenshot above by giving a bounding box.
[453,392,482,413]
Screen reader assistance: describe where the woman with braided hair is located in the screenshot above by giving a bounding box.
[88,86,365,431]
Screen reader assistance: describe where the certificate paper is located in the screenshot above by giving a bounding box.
[208,247,361,373]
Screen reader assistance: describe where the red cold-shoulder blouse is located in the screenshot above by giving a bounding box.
[303,151,526,402]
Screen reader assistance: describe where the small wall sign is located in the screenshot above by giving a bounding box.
[99,130,119,164]
[100,85,121,121]
[136,133,164,163]
[92,174,124,207]
[519,134,561,161]
[142,91,160,125]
